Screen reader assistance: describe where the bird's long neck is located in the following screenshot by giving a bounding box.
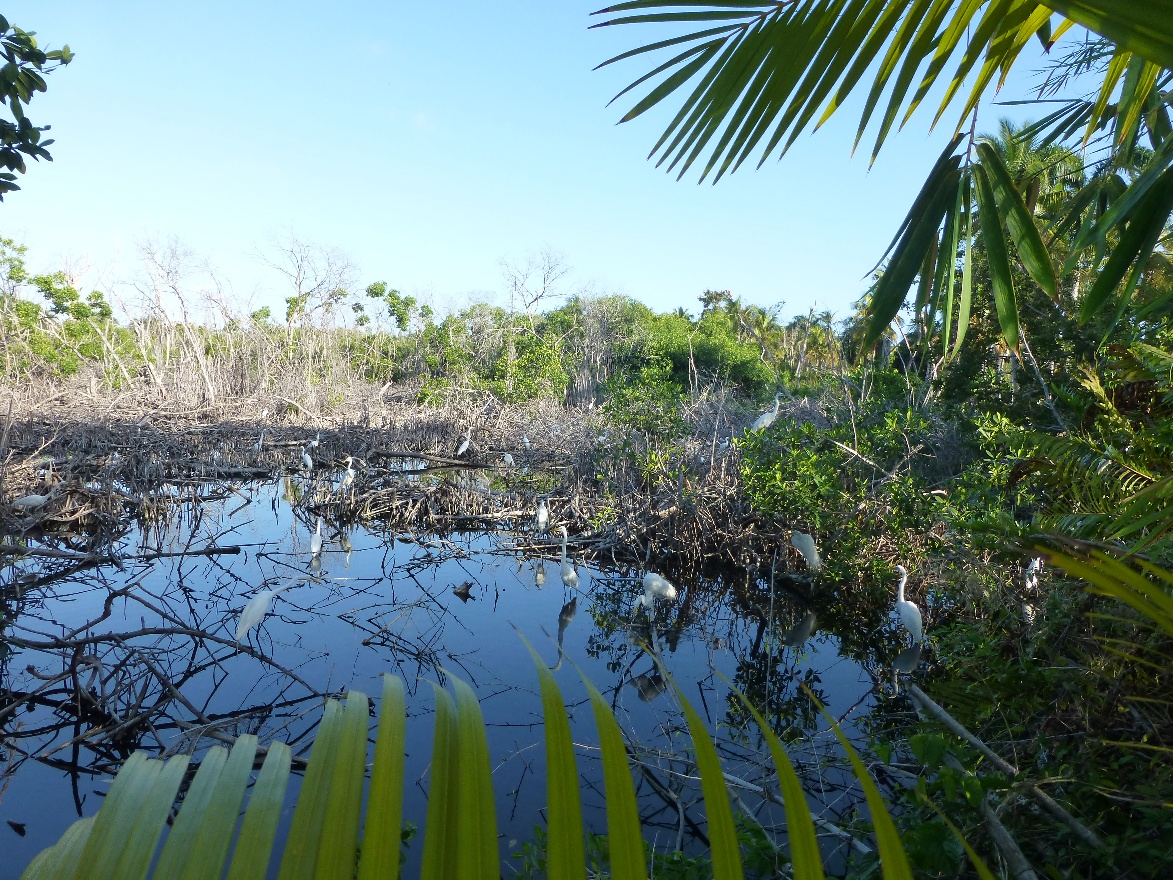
[773,396,781,416]
[897,573,907,602]
[561,533,568,564]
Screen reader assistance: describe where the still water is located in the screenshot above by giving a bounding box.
[1,479,881,876]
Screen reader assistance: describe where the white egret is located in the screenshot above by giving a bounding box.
[252,429,265,452]
[751,393,784,432]
[235,583,292,642]
[502,452,514,467]
[790,531,822,572]
[310,516,323,558]
[308,431,321,449]
[535,498,549,534]
[301,447,313,472]
[522,435,531,450]
[782,611,817,648]
[559,526,579,589]
[11,494,51,512]
[634,572,678,615]
[717,437,731,452]
[337,456,355,493]
[895,564,922,644]
[456,425,472,457]
[1024,557,1042,592]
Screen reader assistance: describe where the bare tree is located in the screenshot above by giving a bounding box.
[255,232,357,341]
[499,246,570,333]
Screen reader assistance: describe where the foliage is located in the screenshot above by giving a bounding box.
[0,15,72,199]
[19,664,918,880]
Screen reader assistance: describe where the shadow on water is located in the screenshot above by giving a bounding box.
[1,476,917,877]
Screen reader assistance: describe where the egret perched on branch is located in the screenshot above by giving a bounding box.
[559,526,578,589]
[336,456,355,493]
[11,493,52,513]
[894,564,922,644]
[634,572,678,616]
[456,425,472,457]
[301,447,313,472]
[310,517,323,558]
[751,393,784,432]
[790,531,822,572]
[535,498,549,534]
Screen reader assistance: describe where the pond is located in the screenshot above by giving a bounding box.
[1,476,898,878]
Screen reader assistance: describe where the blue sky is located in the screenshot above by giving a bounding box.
[7,2,1070,323]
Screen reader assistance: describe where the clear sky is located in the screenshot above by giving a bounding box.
[6,2,1066,323]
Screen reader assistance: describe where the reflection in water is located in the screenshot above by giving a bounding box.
[0,480,900,877]
[549,597,577,670]
[629,670,668,702]
[782,611,818,648]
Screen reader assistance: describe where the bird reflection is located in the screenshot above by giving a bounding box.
[453,581,474,602]
[535,561,547,588]
[629,671,668,703]
[782,611,817,648]
[549,597,577,670]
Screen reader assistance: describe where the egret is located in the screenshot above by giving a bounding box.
[1024,557,1042,593]
[634,572,678,616]
[559,526,578,589]
[894,564,922,644]
[535,498,549,534]
[522,435,531,450]
[236,583,292,642]
[456,425,472,457]
[782,611,817,648]
[337,456,355,493]
[790,531,822,572]
[252,429,265,452]
[502,452,514,467]
[751,393,784,432]
[549,597,578,670]
[310,516,323,558]
[717,437,731,452]
[11,494,51,513]
[535,561,547,587]
[308,431,321,449]
[301,447,313,472]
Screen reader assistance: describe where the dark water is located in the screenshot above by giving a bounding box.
[1,479,884,877]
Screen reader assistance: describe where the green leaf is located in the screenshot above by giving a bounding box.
[972,163,1019,353]
[519,634,587,880]
[358,675,408,880]
[803,683,913,880]
[727,686,825,880]
[420,684,460,880]
[672,681,745,880]
[975,141,1057,301]
[225,742,292,880]
[576,673,647,880]
[1042,0,1173,71]
[452,676,500,880]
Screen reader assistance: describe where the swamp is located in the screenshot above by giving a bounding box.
[5,5,1173,879]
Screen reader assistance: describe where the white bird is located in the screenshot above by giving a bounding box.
[11,494,51,512]
[535,498,549,534]
[634,571,678,615]
[782,611,817,648]
[717,437,731,452]
[790,531,822,572]
[235,583,292,642]
[301,448,313,471]
[522,435,531,450]
[336,456,355,493]
[751,393,784,432]
[456,425,471,457]
[895,564,922,644]
[308,431,321,449]
[252,429,266,452]
[502,452,514,467]
[310,516,323,558]
[559,526,578,589]
[1024,557,1042,593]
